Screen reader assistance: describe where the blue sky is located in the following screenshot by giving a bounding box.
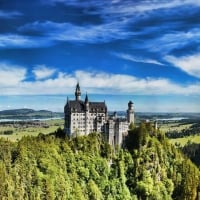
[0,0,200,112]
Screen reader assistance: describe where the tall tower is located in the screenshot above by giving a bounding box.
[85,93,89,135]
[75,82,81,101]
[127,101,134,124]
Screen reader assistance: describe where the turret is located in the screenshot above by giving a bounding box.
[75,83,81,101]
[154,120,158,130]
[127,100,134,124]
[85,93,89,111]
[66,96,69,105]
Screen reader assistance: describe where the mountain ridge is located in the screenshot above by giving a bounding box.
[0,108,63,119]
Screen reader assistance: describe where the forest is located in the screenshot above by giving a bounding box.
[182,141,200,167]
[0,123,199,200]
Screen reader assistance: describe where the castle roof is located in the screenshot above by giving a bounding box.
[65,83,107,113]
[65,100,107,113]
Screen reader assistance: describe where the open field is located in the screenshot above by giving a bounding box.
[0,119,64,141]
[1,112,200,146]
[170,135,200,146]
[159,122,193,133]
[159,120,200,146]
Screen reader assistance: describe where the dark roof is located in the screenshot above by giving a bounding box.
[65,100,107,113]
[89,102,107,112]
[128,100,133,105]
[116,118,127,122]
[65,100,85,112]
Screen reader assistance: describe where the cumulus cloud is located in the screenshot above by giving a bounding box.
[32,65,57,80]
[165,54,200,78]
[74,71,200,95]
[0,63,26,86]
[7,72,77,95]
[113,52,164,65]
[1,69,199,96]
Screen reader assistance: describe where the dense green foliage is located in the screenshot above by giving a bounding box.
[0,123,199,199]
[182,141,200,167]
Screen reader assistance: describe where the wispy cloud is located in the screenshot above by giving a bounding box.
[19,20,132,44]
[39,1,200,52]
[4,1,200,49]
[146,28,200,54]
[0,34,54,48]
[113,52,164,65]
[104,0,200,15]
[45,0,200,17]
[165,54,200,79]
[0,10,22,19]
[32,65,57,80]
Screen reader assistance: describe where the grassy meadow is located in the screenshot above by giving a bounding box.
[159,121,200,146]
[1,116,200,147]
[170,135,200,146]
[0,119,64,141]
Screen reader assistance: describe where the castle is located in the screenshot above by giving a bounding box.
[64,83,134,146]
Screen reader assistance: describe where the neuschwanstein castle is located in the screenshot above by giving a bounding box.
[64,83,134,146]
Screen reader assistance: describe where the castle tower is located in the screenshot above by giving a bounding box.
[127,101,134,124]
[85,93,89,135]
[154,120,158,130]
[64,97,70,135]
[75,82,81,101]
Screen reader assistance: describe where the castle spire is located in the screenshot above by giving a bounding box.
[85,93,88,103]
[75,82,81,101]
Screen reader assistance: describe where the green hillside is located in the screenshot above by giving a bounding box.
[0,123,199,199]
[0,108,63,119]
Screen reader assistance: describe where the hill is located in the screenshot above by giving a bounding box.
[0,123,199,199]
[0,108,63,120]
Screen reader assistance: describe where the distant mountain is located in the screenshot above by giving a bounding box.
[0,108,63,119]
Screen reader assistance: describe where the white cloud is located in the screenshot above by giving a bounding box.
[0,63,26,86]
[0,34,32,47]
[10,72,77,95]
[32,65,57,80]
[0,10,22,19]
[113,52,164,65]
[165,54,200,78]
[0,69,200,96]
[74,71,196,95]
